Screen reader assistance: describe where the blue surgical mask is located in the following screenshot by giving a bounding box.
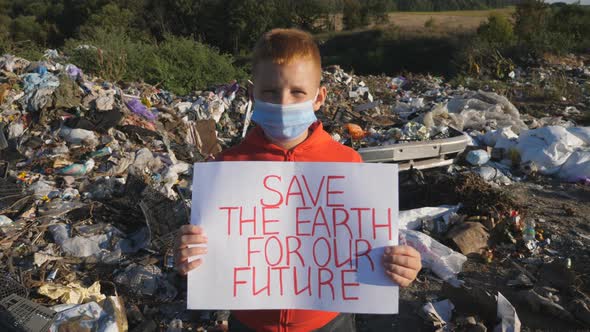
[251,91,319,142]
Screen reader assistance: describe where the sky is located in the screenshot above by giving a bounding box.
[546,0,590,4]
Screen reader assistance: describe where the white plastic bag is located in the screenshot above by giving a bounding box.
[559,149,590,182]
[399,205,461,231]
[401,229,467,287]
[516,126,586,175]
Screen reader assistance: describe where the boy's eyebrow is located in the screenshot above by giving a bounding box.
[290,85,308,91]
[258,85,309,92]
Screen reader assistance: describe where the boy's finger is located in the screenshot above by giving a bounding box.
[389,245,420,258]
[176,258,203,276]
[178,235,208,247]
[385,271,413,287]
[180,225,205,235]
[178,247,208,261]
[382,255,422,270]
[383,263,417,280]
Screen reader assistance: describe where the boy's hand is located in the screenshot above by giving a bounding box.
[382,245,422,287]
[175,225,208,276]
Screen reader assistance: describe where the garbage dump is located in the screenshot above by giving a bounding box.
[0,51,589,331]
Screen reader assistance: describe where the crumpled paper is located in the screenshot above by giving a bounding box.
[38,281,106,304]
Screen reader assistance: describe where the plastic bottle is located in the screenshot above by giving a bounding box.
[522,219,536,242]
[90,146,113,158]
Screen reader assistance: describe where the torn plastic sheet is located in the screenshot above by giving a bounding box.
[395,201,466,278]
[48,223,147,261]
[49,223,112,258]
[37,200,86,218]
[401,229,467,287]
[49,301,119,332]
[422,299,455,329]
[0,215,13,226]
[516,126,587,175]
[28,179,59,199]
[65,64,82,81]
[399,205,462,231]
[114,264,177,301]
[445,91,527,133]
[473,165,513,186]
[20,72,60,112]
[494,292,521,332]
[466,150,490,166]
[559,149,590,183]
[59,126,99,146]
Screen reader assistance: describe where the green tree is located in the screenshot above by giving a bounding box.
[343,0,364,30]
[293,0,329,32]
[10,15,47,45]
[549,4,590,51]
[225,0,275,54]
[514,0,549,46]
[365,0,390,24]
[79,3,135,37]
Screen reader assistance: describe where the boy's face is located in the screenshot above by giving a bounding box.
[253,58,327,111]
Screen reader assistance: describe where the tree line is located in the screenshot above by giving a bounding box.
[1,0,520,55]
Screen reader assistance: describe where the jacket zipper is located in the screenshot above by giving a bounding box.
[279,309,288,332]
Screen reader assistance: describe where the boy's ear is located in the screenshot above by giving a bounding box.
[313,86,327,111]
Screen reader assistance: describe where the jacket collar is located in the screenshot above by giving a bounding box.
[243,121,332,153]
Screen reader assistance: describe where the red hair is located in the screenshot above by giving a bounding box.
[252,29,321,79]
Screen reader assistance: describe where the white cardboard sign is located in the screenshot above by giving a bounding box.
[188,161,399,314]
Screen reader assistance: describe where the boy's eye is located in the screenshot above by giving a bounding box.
[293,91,306,95]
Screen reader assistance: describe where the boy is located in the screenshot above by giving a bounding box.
[176,28,422,331]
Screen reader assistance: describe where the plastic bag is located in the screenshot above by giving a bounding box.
[466,150,490,166]
[400,229,467,287]
[399,205,461,231]
[559,150,590,182]
[516,126,586,175]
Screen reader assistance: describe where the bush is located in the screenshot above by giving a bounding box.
[153,36,246,95]
[65,27,133,83]
[64,29,246,95]
[0,39,44,61]
[459,13,516,80]
[477,13,515,47]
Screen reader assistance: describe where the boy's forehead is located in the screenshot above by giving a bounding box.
[253,58,321,87]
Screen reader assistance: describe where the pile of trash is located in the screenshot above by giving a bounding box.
[393,171,590,331]
[0,51,589,331]
[319,64,589,184]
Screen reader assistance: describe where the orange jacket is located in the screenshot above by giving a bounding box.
[218,121,362,331]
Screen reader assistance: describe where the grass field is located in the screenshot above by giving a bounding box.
[315,8,516,79]
[326,7,515,34]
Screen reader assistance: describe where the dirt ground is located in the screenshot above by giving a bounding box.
[358,171,590,331]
